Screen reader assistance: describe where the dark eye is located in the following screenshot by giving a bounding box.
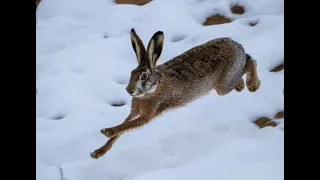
[140,72,148,81]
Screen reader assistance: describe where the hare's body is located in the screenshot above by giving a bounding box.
[91,30,260,159]
[155,38,247,102]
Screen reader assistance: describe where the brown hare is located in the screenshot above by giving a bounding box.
[90,29,260,159]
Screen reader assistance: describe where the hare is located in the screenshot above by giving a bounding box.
[90,29,260,159]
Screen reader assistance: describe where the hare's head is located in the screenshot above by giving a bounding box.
[126,29,164,98]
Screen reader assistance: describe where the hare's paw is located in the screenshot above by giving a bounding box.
[247,79,260,92]
[101,128,118,137]
[235,79,245,92]
[90,149,105,159]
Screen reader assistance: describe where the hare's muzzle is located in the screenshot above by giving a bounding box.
[126,86,136,96]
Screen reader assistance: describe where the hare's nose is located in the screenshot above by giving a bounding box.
[126,87,135,95]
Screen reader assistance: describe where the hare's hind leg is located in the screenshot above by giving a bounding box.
[215,68,243,95]
[234,54,260,92]
[90,136,121,159]
[216,74,245,95]
[216,87,233,96]
[245,55,260,92]
[234,78,245,92]
[215,76,239,96]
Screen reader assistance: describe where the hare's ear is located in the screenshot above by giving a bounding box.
[130,28,146,65]
[146,31,164,70]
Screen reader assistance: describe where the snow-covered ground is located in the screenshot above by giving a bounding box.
[36,0,284,180]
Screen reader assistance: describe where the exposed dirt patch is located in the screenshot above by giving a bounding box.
[203,14,232,26]
[253,111,284,129]
[231,5,245,15]
[115,0,152,5]
[254,117,276,128]
[263,121,278,127]
[271,63,284,72]
[274,111,284,119]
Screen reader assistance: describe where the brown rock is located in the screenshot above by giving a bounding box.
[264,121,278,127]
[253,117,278,128]
[271,64,284,72]
[231,5,245,15]
[274,111,284,119]
[254,117,272,128]
[203,14,232,26]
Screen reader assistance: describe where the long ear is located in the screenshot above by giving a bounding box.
[146,31,164,70]
[130,28,146,65]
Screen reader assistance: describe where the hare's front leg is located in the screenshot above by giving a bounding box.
[100,116,151,137]
[90,111,139,159]
[90,136,121,159]
[101,104,163,138]
[100,113,140,136]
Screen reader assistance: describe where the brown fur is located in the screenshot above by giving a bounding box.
[90,29,260,159]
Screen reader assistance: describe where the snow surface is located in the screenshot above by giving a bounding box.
[36,0,284,180]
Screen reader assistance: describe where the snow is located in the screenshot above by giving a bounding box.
[36,0,284,180]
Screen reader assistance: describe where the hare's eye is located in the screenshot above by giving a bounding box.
[140,72,148,80]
